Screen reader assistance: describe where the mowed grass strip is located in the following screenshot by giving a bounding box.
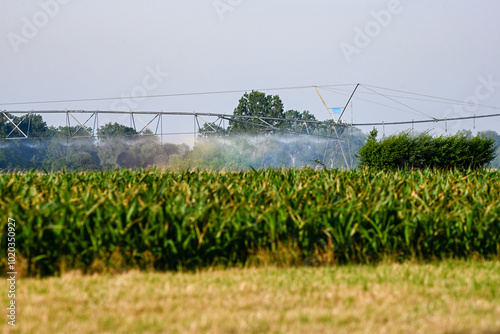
[3,260,500,334]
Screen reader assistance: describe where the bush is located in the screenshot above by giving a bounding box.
[358,129,497,170]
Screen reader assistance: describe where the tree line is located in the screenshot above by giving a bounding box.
[1,91,499,171]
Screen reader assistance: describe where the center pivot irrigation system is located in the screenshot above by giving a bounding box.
[2,83,500,169]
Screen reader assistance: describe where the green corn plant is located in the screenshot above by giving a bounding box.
[1,168,499,276]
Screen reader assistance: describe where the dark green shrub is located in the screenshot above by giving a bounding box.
[358,129,496,170]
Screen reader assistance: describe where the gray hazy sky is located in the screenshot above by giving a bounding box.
[1,0,500,142]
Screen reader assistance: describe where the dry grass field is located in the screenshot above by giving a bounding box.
[2,260,500,334]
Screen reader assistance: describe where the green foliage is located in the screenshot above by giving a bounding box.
[0,114,54,170]
[0,113,52,139]
[358,130,497,170]
[170,133,364,170]
[198,123,226,138]
[97,122,137,139]
[228,91,285,135]
[50,125,93,138]
[3,113,498,173]
[1,168,500,277]
[0,107,368,172]
[283,110,318,134]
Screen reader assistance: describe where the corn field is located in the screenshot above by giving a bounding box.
[1,168,500,276]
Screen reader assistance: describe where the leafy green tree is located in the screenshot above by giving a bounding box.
[41,125,99,171]
[116,136,162,168]
[0,113,52,139]
[198,123,226,138]
[50,125,93,138]
[98,122,137,139]
[0,113,54,170]
[227,91,285,135]
[96,123,137,169]
[68,152,100,171]
[283,110,318,134]
[315,119,348,137]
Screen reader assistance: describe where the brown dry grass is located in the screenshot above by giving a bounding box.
[2,260,500,334]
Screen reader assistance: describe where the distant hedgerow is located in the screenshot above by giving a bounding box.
[357,129,496,170]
